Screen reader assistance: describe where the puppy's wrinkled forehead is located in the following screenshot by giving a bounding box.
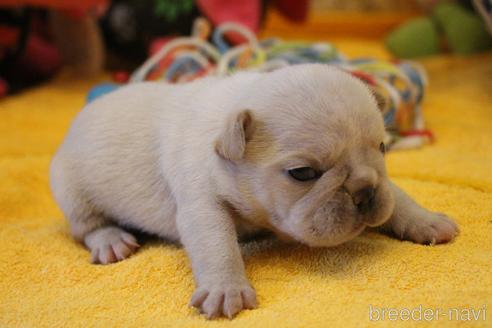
[247,65,385,162]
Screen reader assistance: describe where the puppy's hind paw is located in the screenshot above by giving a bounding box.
[84,226,140,264]
[190,282,257,319]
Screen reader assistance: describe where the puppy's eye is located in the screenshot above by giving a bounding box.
[379,142,386,154]
[287,167,321,182]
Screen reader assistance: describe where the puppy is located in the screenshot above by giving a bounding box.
[50,64,458,319]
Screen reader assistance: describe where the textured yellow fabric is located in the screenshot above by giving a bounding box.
[1,41,491,327]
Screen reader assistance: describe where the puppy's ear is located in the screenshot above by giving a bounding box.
[370,87,387,112]
[215,110,255,161]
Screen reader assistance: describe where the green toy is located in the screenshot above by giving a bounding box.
[386,18,440,58]
[386,2,492,58]
[435,3,492,53]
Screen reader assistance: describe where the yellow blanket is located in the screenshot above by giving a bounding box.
[1,41,491,327]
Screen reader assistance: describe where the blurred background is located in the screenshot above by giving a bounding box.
[0,0,491,96]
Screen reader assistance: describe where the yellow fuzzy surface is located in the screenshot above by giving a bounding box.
[0,41,491,327]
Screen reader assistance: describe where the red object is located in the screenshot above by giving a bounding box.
[400,129,435,142]
[196,0,310,44]
[0,26,19,48]
[112,70,130,83]
[197,0,261,44]
[0,79,8,98]
[350,70,377,86]
[273,0,310,22]
[0,1,109,20]
[149,37,174,56]
[0,0,107,11]
[21,35,61,76]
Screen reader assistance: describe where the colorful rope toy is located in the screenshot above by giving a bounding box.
[88,18,431,150]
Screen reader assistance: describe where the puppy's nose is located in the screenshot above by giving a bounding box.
[352,187,375,212]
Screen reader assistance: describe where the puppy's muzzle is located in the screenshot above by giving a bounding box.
[349,184,388,227]
[352,186,375,214]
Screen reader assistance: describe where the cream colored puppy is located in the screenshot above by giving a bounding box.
[50,64,458,319]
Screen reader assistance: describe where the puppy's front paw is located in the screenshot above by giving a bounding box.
[190,281,257,319]
[392,211,459,245]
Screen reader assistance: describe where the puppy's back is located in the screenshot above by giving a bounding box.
[50,81,193,236]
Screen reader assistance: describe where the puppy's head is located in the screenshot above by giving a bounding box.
[215,64,395,247]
